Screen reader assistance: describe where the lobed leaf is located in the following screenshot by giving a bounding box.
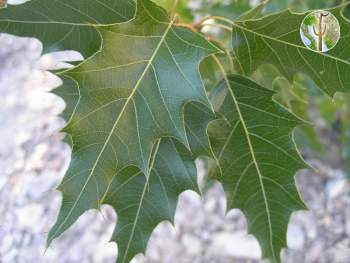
[1,1,323,262]
[209,74,308,263]
[232,4,350,96]
[47,0,218,256]
[54,75,213,263]
[106,138,198,263]
[0,0,136,58]
[265,0,341,13]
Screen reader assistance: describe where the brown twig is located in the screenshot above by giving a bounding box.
[0,0,7,8]
[313,12,329,51]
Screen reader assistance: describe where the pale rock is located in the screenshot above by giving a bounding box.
[326,171,348,200]
[208,231,261,259]
[287,224,305,250]
[182,234,202,255]
[17,204,44,228]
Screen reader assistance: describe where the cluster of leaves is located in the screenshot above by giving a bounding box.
[1,0,349,262]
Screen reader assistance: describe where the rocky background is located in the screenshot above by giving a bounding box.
[1,21,350,263]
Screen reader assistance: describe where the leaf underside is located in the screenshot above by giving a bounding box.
[209,74,307,263]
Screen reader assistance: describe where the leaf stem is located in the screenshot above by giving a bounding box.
[212,54,277,261]
[146,138,161,192]
[211,43,234,73]
[176,23,197,32]
[212,55,229,86]
[0,0,7,8]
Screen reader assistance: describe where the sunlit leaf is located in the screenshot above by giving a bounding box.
[47,0,218,255]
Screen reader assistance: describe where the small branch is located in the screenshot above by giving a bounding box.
[176,23,197,32]
[224,48,234,73]
[0,0,7,8]
[208,38,234,73]
[313,26,319,36]
[320,12,330,18]
[212,55,229,84]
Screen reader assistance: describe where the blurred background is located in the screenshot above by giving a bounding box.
[0,0,350,262]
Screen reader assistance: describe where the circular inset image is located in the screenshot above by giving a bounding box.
[300,10,340,52]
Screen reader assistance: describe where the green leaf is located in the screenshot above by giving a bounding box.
[210,0,252,20]
[48,0,218,250]
[251,64,324,152]
[0,0,136,58]
[153,0,193,22]
[232,4,350,96]
[105,101,213,262]
[106,99,214,262]
[208,74,307,263]
[237,1,269,21]
[105,138,198,263]
[272,76,324,152]
[264,0,340,13]
[54,77,214,156]
[53,62,213,263]
[313,91,350,176]
[202,0,267,21]
[53,76,80,124]
[54,69,213,263]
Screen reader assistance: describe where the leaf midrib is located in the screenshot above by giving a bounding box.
[120,139,161,263]
[223,76,277,262]
[49,18,175,241]
[233,22,350,66]
[0,19,122,26]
